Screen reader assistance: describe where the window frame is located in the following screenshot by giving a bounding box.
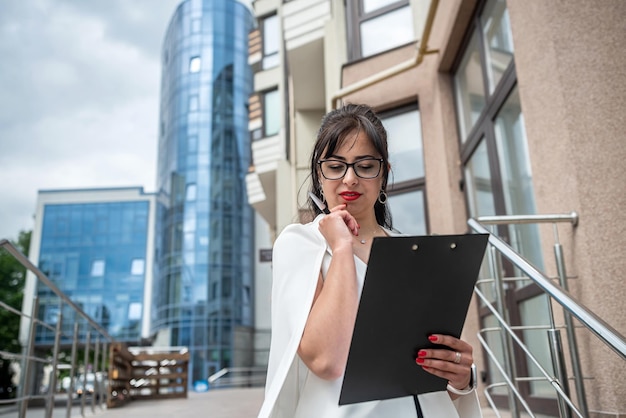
[346,0,413,61]
[261,88,280,138]
[453,1,557,415]
[380,102,429,235]
[260,13,280,70]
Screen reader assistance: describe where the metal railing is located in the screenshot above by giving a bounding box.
[0,239,114,418]
[468,214,626,418]
[208,367,267,389]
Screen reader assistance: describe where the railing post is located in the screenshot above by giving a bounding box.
[66,322,79,418]
[554,238,589,417]
[100,341,108,409]
[92,337,99,413]
[81,330,90,417]
[542,235,572,418]
[45,310,63,418]
[547,329,572,418]
[488,244,520,418]
[18,296,39,418]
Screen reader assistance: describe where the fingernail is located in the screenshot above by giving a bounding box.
[416,358,424,364]
[422,366,429,370]
[428,335,438,342]
[418,350,427,357]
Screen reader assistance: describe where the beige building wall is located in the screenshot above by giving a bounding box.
[508,1,626,414]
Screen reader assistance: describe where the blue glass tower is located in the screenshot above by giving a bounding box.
[153,0,254,383]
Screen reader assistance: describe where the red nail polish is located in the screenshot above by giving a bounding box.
[422,366,429,370]
[418,350,427,357]
[416,358,424,364]
[428,335,438,342]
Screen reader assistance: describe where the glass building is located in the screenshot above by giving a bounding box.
[32,188,156,346]
[152,0,255,383]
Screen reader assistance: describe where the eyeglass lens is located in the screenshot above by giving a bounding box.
[320,159,382,179]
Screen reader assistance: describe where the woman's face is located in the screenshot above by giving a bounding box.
[319,130,384,221]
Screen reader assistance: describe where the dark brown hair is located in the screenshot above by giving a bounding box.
[308,103,392,228]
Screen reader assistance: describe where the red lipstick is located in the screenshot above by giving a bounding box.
[339,192,361,202]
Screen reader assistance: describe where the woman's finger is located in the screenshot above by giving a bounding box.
[327,205,359,235]
[416,348,469,366]
[416,358,471,389]
[427,334,473,355]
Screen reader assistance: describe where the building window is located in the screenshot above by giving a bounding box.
[381,104,427,235]
[131,258,145,275]
[191,18,201,33]
[347,0,414,60]
[128,302,142,320]
[189,95,199,112]
[186,183,197,201]
[263,89,280,137]
[482,0,514,94]
[261,14,279,69]
[90,259,105,277]
[189,56,201,73]
[454,0,552,412]
[455,32,485,142]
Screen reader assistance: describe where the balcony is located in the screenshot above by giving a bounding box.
[246,135,282,228]
[283,0,330,110]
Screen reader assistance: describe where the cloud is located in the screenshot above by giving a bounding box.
[0,0,181,240]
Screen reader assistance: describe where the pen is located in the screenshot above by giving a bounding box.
[308,192,330,214]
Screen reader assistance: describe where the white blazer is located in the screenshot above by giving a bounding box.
[258,215,482,418]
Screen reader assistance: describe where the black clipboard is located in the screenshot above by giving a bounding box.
[339,233,489,405]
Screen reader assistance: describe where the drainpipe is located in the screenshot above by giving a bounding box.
[330,0,440,109]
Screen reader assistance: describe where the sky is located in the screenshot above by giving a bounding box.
[0,0,182,241]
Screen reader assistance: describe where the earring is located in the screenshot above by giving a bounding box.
[319,187,326,204]
[378,190,388,205]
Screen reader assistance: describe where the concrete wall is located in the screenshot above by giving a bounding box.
[508,1,626,414]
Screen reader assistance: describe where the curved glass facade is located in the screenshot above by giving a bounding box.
[153,0,254,383]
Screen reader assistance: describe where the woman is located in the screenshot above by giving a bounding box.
[258,104,482,417]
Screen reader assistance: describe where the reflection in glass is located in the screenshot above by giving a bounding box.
[495,86,542,270]
[262,14,279,69]
[383,109,424,183]
[189,56,201,73]
[387,190,426,235]
[264,89,280,136]
[482,0,514,93]
[363,0,397,14]
[454,32,485,141]
[483,314,508,395]
[519,295,555,397]
[464,139,495,217]
[360,6,414,58]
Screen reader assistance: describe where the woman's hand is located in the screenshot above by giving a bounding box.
[299,204,361,380]
[415,334,474,397]
[318,204,359,251]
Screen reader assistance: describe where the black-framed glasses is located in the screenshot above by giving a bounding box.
[318,158,384,180]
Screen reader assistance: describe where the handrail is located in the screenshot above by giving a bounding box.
[208,367,267,387]
[0,239,113,418]
[0,239,113,341]
[468,218,626,360]
[476,212,578,226]
[475,289,584,418]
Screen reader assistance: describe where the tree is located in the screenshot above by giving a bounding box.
[0,230,31,399]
